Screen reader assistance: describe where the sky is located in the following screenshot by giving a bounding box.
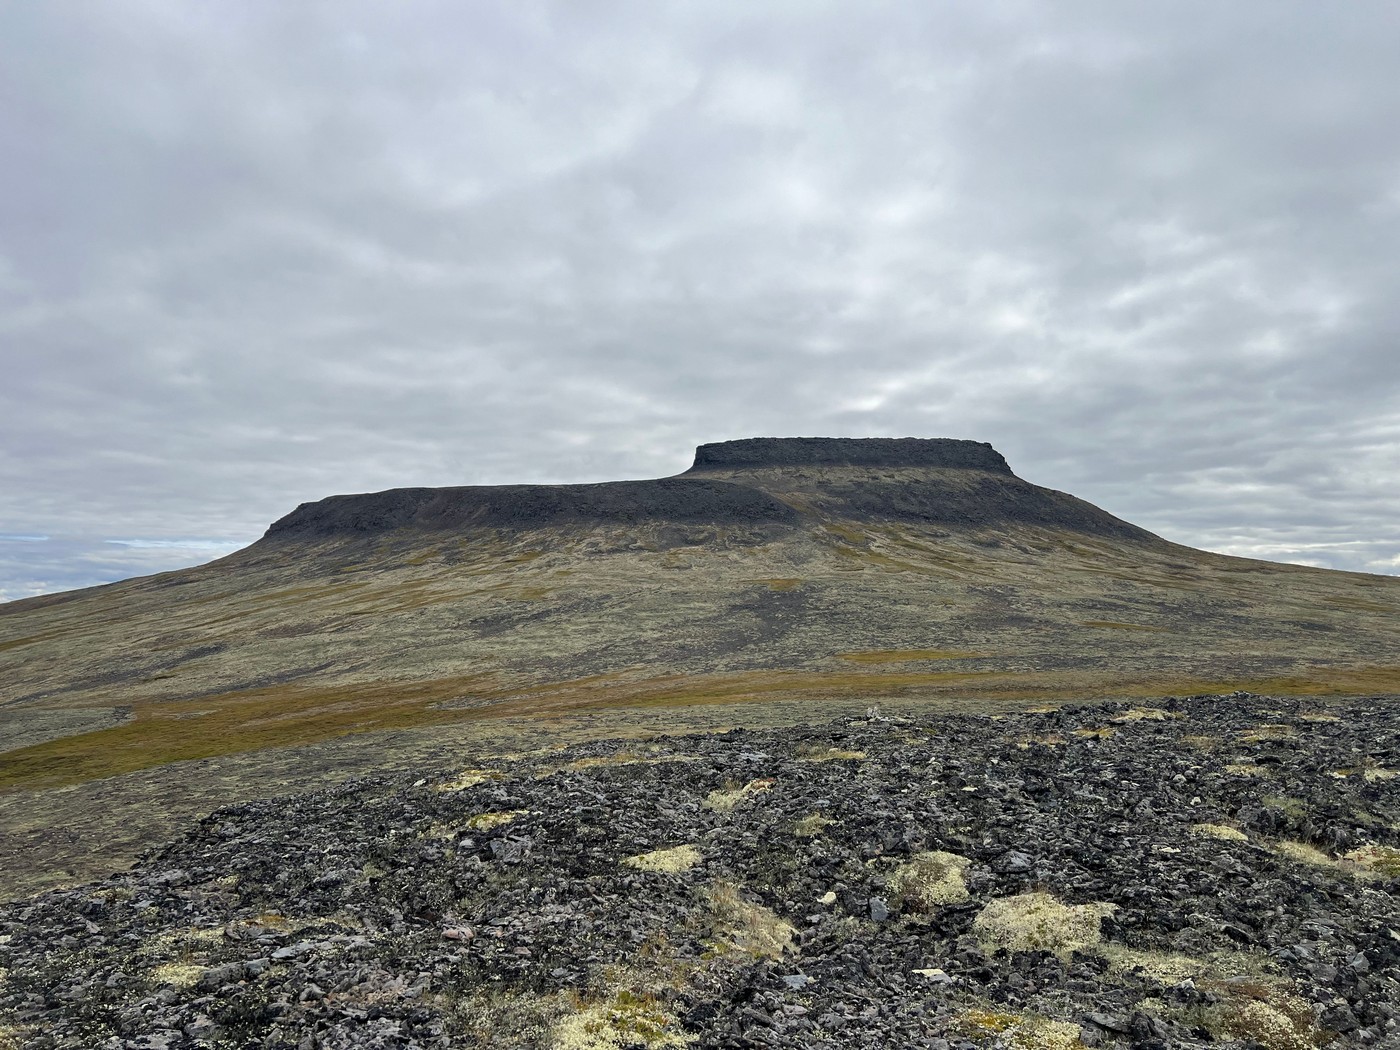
[3,1,1400,601]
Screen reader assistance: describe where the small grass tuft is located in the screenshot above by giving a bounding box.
[794,745,867,762]
[149,962,206,988]
[703,880,796,960]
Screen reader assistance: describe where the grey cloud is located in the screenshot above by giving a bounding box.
[2,0,1399,596]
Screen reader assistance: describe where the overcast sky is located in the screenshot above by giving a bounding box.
[3,1,1400,601]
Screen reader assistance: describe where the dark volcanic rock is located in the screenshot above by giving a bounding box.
[3,694,1397,1049]
[685,437,1013,474]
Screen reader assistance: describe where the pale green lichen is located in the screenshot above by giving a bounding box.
[793,813,834,838]
[1192,823,1249,843]
[972,892,1115,960]
[553,990,693,1049]
[703,778,773,814]
[886,850,972,911]
[623,845,701,874]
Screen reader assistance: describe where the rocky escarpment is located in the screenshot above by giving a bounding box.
[3,693,1396,1049]
[685,438,1013,474]
[258,437,1157,544]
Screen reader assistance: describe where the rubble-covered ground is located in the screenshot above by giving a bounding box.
[2,693,1398,1050]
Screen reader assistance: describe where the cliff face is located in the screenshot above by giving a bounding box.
[261,436,1150,543]
[685,436,1013,474]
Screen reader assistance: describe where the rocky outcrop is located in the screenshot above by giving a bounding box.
[2,693,1396,1048]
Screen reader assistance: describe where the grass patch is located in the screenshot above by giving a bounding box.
[436,769,508,793]
[703,880,795,960]
[1343,844,1400,877]
[1111,707,1175,723]
[7,662,1400,793]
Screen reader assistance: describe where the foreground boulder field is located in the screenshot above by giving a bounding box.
[2,693,1397,1049]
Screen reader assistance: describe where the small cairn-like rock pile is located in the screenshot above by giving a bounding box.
[2,693,1397,1049]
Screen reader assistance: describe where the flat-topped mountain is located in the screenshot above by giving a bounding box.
[262,437,1152,541]
[2,437,1399,896]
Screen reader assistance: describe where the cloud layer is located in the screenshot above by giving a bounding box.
[3,1,1399,599]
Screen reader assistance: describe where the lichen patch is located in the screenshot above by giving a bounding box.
[623,845,701,874]
[886,850,972,911]
[1192,823,1249,843]
[972,892,1115,960]
[703,778,773,814]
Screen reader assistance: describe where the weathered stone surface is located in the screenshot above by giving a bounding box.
[2,692,1396,1048]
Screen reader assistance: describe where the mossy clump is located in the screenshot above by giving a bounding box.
[972,892,1115,960]
[886,850,971,911]
[703,778,773,814]
[1169,978,1323,1050]
[704,881,795,960]
[623,845,701,874]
